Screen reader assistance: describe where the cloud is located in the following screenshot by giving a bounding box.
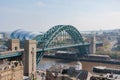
[36,1,45,7]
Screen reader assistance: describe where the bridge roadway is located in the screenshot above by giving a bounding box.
[37,43,89,52]
[0,51,22,59]
[0,49,24,59]
[0,42,102,59]
[37,41,102,52]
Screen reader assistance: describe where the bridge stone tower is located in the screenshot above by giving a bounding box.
[23,40,36,79]
[7,39,20,51]
[90,34,96,54]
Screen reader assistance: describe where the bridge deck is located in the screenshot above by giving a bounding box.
[0,49,24,54]
[0,42,102,59]
[37,42,102,52]
[0,50,23,59]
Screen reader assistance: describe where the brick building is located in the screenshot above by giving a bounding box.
[0,61,23,80]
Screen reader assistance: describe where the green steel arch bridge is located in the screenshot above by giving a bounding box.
[1,25,102,64]
[35,25,86,64]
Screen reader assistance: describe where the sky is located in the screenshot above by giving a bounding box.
[0,0,120,32]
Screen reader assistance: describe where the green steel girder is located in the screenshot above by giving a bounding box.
[47,25,83,48]
[36,25,84,48]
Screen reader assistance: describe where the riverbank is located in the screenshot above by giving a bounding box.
[43,55,120,65]
[38,58,120,74]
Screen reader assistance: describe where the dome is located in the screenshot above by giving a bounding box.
[10,29,43,41]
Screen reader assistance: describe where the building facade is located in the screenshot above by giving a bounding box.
[0,61,23,80]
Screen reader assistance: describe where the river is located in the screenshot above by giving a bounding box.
[37,58,120,74]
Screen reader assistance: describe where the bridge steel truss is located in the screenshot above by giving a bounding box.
[35,25,86,64]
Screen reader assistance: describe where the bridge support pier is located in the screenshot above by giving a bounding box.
[23,40,37,79]
[7,39,20,51]
[90,34,96,54]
